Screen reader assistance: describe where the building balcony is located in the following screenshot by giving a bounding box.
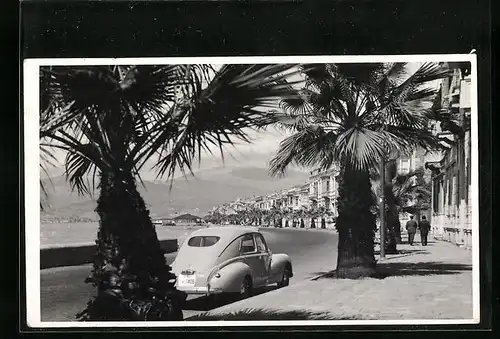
[320,189,336,198]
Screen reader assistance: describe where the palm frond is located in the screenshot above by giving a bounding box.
[150,64,301,181]
[269,125,338,177]
[376,62,408,92]
[333,63,386,88]
[64,145,100,196]
[299,64,331,88]
[339,128,389,170]
[39,145,59,210]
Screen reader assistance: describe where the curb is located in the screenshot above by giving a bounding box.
[260,226,338,233]
[40,238,178,269]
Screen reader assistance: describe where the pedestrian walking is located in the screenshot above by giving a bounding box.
[405,215,418,245]
[418,215,431,246]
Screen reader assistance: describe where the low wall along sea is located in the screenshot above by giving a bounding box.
[40,222,205,269]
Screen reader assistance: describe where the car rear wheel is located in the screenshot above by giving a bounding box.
[239,276,253,299]
[277,267,290,288]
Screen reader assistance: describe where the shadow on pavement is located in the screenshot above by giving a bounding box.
[183,285,279,311]
[374,261,472,279]
[312,261,471,281]
[399,240,437,245]
[374,248,429,257]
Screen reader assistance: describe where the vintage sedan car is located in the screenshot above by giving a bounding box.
[171,226,293,299]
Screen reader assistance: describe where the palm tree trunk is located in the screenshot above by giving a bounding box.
[335,167,377,279]
[79,171,183,321]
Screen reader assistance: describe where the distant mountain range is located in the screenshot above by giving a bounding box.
[40,166,310,222]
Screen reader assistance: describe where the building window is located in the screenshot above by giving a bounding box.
[399,157,410,173]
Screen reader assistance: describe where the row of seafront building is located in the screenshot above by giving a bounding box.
[425,62,473,249]
[211,62,474,248]
[210,152,426,230]
[210,167,341,229]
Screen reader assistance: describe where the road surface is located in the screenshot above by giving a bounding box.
[40,227,338,321]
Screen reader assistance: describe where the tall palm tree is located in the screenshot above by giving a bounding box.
[40,64,300,320]
[269,63,449,278]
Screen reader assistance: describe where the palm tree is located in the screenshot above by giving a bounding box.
[271,206,285,228]
[370,154,401,253]
[235,210,247,225]
[392,167,432,216]
[41,64,300,320]
[283,207,294,227]
[372,156,434,252]
[267,206,279,227]
[264,210,274,227]
[317,205,328,229]
[297,207,307,228]
[246,205,261,225]
[307,204,320,228]
[269,63,449,278]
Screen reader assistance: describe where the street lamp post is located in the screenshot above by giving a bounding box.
[379,156,386,260]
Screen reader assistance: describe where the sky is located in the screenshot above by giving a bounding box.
[43,126,292,180]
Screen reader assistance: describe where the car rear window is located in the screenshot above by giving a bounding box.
[187,236,220,247]
[240,234,256,253]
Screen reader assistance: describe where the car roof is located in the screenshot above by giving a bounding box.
[186,226,259,243]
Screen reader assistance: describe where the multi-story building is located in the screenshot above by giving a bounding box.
[210,167,340,228]
[425,62,473,249]
[397,147,427,175]
[298,183,311,209]
[308,167,340,216]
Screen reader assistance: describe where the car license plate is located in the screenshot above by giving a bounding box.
[178,274,196,287]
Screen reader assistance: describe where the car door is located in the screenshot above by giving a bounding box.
[254,233,271,284]
[239,233,266,287]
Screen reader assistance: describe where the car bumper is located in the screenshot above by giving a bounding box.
[175,286,224,295]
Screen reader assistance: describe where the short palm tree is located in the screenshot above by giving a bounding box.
[307,204,320,228]
[40,64,300,320]
[317,205,329,229]
[268,205,281,227]
[283,207,294,227]
[370,154,402,253]
[375,166,432,248]
[296,206,308,228]
[392,167,432,216]
[269,63,449,278]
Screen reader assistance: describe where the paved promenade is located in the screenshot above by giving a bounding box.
[203,233,474,320]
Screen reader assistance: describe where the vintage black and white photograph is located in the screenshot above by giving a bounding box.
[24,55,479,327]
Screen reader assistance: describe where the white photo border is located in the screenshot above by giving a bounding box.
[24,53,480,328]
